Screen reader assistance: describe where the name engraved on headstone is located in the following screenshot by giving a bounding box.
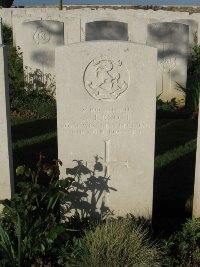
[64,106,150,135]
[84,56,129,101]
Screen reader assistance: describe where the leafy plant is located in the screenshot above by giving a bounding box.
[11,86,57,119]
[178,38,200,112]
[3,24,24,107]
[177,79,200,112]
[0,219,17,267]
[156,94,178,112]
[0,0,14,8]
[3,24,13,45]
[164,218,200,267]
[188,37,200,77]
[0,154,74,266]
[73,217,164,267]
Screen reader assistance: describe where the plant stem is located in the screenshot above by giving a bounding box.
[58,0,63,10]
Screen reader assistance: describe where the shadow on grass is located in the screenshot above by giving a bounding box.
[155,118,198,157]
[11,118,57,142]
[153,150,196,234]
[13,136,58,183]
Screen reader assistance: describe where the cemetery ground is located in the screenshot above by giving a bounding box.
[8,95,200,266]
[2,23,200,267]
[11,115,198,230]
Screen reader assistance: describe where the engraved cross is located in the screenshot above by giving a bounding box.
[85,140,128,177]
[103,140,128,177]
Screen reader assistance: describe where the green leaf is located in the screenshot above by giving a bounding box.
[24,168,31,177]
[58,178,74,188]
[0,223,16,267]
[40,243,45,253]
[16,165,26,176]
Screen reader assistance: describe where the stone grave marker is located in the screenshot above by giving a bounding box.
[0,18,2,44]
[18,20,64,93]
[147,22,189,104]
[81,16,135,42]
[173,19,198,49]
[0,45,14,201]
[12,14,42,46]
[56,41,157,218]
[0,18,3,45]
[85,21,128,41]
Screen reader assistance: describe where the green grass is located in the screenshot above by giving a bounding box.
[11,117,57,170]
[11,116,199,232]
[153,118,198,233]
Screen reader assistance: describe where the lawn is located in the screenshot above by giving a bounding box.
[11,115,199,233]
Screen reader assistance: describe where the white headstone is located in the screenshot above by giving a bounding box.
[173,19,199,49]
[56,41,157,219]
[0,18,2,44]
[0,45,14,200]
[81,15,135,42]
[12,14,42,46]
[62,17,81,44]
[147,22,189,104]
[18,20,64,92]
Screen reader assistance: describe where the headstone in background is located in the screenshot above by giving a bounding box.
[0,18,2,44]
[131,17,159,44]
[81,15,135,42]
[18,20,64,93]
[56,41,157,219]
[147,22,189,105]
[12,14,42,46]
[0,45,14,201]
[85,21,128,41]
[62,17,81,44]
[173,19,199,49]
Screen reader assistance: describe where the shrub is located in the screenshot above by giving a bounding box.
[0,154,74,266]
[0,0,14,8]
[178,39,200,112]
[2,24,13,45]
[11,87,57,119]
[156,94,178,112]
[177,79,200,112]
[3,24,24,105]
[73,217,164,267]
[164,218,200,267]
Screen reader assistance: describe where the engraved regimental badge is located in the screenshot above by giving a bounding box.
[83,56,129,101]
[158,57,176,73]
[33,27,51,45]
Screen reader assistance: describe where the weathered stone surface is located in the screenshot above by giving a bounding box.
[13,14,42,46]
[81,15,135,42]
[83,17,158,44]
[58,16,81,44]
[18,20,64,92]
[0,18,2,44]
[85,21,128,41]
[0,45,14,200]
[56,41,157,219]
[147,22,189,104]
[173,19,199,49]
